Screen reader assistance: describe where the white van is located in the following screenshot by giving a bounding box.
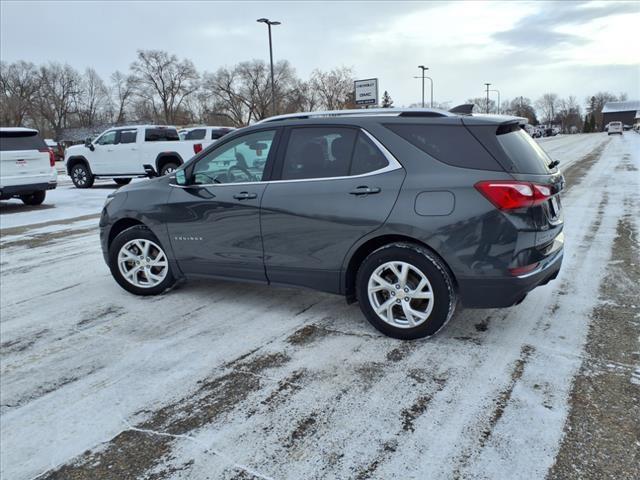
[608,121,623,135]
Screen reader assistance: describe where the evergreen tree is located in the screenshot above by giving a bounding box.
[583,114,590,133]
[381,90,393,108]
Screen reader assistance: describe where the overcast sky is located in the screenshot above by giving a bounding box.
[1,0,638,108]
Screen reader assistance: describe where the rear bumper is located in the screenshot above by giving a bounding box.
[458,248,563,308]
[0,181,57,198]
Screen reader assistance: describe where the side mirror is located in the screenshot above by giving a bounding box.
[85,138,95,151]
[143,164,158,178]
[175,170,187,185]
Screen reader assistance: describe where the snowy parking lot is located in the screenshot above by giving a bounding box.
[1,133,638,479]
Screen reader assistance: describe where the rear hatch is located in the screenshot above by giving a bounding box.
[0,129,53,187]
[464,119,564,263]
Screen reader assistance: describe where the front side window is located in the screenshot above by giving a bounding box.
[185,129,206,140]
[119,129,137,144]
[96,130,116,145]
[192,130,276,184]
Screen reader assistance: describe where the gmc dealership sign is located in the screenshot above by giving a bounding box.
[354,78,378,106]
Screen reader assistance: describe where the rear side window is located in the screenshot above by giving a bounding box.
[384,123,502,171]
[185,129,206,140]
[351,133,388,175]
[282,127,356,180]
[118,129,137,144]
[145,128,179,142]
[0,131,47,151]
[211,128,232,140]
[496,126,554,174]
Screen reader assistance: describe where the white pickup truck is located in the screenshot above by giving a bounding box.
[64,125,214,188]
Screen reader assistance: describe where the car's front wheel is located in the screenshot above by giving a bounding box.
[356,243,457,340]
[20,190,46,205]
[108,225,176,296]
[70,163,94,188]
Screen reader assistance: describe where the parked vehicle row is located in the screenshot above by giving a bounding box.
[63,125,233,188]
[0,128,57,205]
[100,107,565,339]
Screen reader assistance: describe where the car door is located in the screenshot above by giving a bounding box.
[260,126,405,292]
[112,128,141,173]
[164,128,280,281]
[90,129,117,174]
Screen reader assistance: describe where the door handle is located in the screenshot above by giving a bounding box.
[349,186,381,195]
[233,192,258,200]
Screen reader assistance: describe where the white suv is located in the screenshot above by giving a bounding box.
[0,128,57,205]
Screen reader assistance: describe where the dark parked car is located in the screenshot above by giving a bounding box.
[100,108,564,339]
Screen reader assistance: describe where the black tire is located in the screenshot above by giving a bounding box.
[108,225,176,296]
[70,163,94,188]
[114,178,132,186]
[159,162,179,176]
[356,243,457,340]
[20,190,46,205]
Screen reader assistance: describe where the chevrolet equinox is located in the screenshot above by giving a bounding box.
[100,108,564,339]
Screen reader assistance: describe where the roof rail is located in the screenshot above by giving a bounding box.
[256,108,455,124]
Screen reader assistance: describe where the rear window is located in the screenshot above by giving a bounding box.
[496,125,554,174]
[185,129,206,140]
[0,131,47,151]
[384,123,503,171]
[145,128,179,142]
[211,128,233,140]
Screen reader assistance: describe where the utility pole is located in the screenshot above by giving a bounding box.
[484,83,491,113]
[257,18,281,116]
[489,89,500,114]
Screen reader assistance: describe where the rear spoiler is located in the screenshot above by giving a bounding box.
[449,103,474,115]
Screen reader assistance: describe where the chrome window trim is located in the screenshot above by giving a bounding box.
[170,128,403,188]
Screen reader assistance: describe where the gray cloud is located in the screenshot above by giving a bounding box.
[492,1,639,49]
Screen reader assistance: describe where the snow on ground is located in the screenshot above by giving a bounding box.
[0,133,638,479]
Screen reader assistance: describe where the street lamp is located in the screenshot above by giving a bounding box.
[489,89,500,114]
[257,18,281,116]
[416,65,433,108]
[484,83,491,113]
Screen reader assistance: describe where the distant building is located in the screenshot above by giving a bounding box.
[602,100,640,130]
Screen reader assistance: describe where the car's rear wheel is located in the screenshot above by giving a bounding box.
[356,243,457,339]
[20,190,46,205]
[70,163,94,188]
[108,225,176,296]
[114,178,132,186]
[160,162,179,176]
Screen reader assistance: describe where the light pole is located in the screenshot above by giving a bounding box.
[416,65,433,108]
[484,83,491,113]
[257,18,281,116]
[489,89,500,114]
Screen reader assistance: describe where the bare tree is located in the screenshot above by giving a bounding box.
[310,67,354,110]
[0,61,40,126]
[466,97,496,115]
[130,50,199,124]
[35,63,82,136]
[556,96,582,133]
[535,93,559,125]
[75,68,110,127]
[503,96,538,124]
[110,70,136,124]
[585,91,620,130]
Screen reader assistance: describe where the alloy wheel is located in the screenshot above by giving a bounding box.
[117,239,169,288]
[367,261,434,328]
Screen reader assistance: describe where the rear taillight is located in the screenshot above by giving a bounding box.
[474,181,552,210]
[39,147,56,167]
[509,262,540,276]
[193,143,203,154]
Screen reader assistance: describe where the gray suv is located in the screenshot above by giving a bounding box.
[100,108,564,339]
